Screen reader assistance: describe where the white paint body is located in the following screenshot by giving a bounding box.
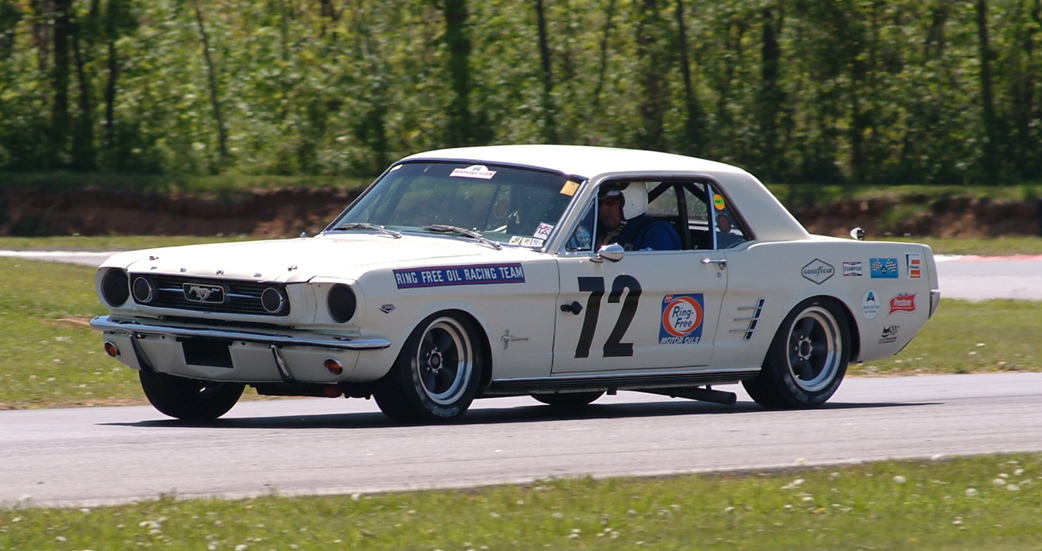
[93,145,940,400]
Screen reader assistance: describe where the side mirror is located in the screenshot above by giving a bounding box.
[595,243,625,263]
[849,227,865,241]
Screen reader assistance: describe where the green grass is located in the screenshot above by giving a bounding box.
[853,299,1042,376]
[0,253,1039,409]
[767,183,1042,210]
[0,235,254,251]
[2,454,1041,549]
[884,236,1042,256]
[0,258,139,409]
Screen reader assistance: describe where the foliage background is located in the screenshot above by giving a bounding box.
[0,0,1040,185]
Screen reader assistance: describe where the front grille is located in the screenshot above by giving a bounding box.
[131,274,291,317]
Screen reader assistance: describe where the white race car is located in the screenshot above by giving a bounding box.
[92,145,940,422]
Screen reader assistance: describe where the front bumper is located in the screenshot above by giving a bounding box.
[91,316,391,384]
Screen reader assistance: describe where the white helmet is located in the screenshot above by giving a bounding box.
[601,182,648,221]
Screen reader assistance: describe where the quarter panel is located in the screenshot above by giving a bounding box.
[716,240,937,368]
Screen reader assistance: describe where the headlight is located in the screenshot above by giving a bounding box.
[100,268,130,307]
[132,276,155,303]
[327,284,357,323]
[261,287,287,314]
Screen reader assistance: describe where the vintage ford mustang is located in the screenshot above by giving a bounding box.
[92,145,940,422]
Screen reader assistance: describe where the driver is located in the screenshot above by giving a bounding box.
[597,182,681,251]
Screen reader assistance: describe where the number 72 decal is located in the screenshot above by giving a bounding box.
[575,275,642,358]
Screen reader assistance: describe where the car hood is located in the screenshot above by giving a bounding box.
[103,233,525,283]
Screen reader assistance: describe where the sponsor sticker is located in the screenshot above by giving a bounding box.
[450,165,497,179]
[534,223,554,240]
[659,294,705,345]
[870,257,899,278]
[843,261,863,277]
[713,194,726,211]
[878,325,900,344]
[889,293,916,315]
[906,254,922,279]
[394,263,525,289]
[802,259,835,285]
[560,181,580,196]
[862,289,881,320]
[508,236,524,245]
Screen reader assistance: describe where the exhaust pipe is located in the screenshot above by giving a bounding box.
[640,386,737,405]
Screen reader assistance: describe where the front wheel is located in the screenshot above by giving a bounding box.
[743,298,850,409]
[374,312,485,423]
[138,371,244,421]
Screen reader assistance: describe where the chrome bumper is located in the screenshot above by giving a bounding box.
[90,316,391,351]
[929,290,941,318]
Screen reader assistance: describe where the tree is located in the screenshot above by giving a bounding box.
[192,0,229,160]
[442,0,475,147]
[633,0,668,151]
[101,0,136,157]
[51,0,72,168]
[974,0,1000,180]
[755,4,784,176]
[674,0,704,156]
[534,0,557,143]
[0,0,20,57]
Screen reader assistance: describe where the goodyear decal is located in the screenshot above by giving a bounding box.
[394,263,525,289]
[659,293,704,345]
[802,259,835,285]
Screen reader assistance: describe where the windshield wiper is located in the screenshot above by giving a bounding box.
[332,222,402,239]
[424,224,503,250]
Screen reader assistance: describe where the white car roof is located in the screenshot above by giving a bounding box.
[401,144,810,242]
[402,145,748,180]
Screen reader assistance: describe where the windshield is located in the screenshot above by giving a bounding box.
[329,162,581,247]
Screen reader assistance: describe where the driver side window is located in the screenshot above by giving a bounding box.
[566,202,596,252]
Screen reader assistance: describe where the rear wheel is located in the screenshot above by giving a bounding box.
[138,371,244,421]
[531,391,604,409]
[743,298,849,409]
[374,312,485,423]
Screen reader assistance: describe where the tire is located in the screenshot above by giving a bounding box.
[531,391,604,408]
[138,370,245,421]
[374,312,485,423]
[743,297,850,409]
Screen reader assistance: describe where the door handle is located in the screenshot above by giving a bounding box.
[560,301,584,315]
[701,258,727,269]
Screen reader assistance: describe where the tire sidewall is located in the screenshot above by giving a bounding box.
[138,370,244,421]
[769,298,850,407]
[397,311,485,421]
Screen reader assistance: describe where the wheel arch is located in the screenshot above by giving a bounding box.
[436,308,495,391]
[760,294,860,367]
[821,294,861,362]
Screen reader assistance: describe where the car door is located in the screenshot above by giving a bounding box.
[551,182,727,374]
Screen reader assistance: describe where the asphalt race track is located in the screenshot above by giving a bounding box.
[3,373,1042,507]
[0,251,1040,507]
